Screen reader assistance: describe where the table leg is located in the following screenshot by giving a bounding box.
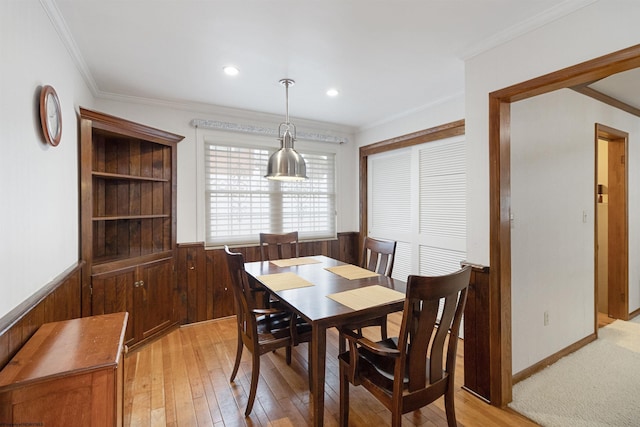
[311,324,327,427]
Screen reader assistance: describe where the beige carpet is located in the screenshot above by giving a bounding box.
[509,317,640,427]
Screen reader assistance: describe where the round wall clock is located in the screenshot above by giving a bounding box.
[39,85,62,146]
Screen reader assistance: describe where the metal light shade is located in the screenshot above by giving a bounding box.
[266,129,307,181]
[265,78,308,181]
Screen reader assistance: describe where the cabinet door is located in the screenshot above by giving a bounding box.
[137,258,175,340]
[91,267,136,347]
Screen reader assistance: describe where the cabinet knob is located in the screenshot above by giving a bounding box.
[189,266,195,270]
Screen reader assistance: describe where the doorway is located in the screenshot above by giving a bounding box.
[595,123,629,324]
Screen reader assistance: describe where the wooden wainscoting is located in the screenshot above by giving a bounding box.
[0,261,83,369]
[462,262,491,402]
[176,232,360,325]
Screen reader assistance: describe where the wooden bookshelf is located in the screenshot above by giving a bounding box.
[79,108,183,347]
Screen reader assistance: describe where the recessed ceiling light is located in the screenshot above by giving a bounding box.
[326,88,339,97]
[223,66,239,76]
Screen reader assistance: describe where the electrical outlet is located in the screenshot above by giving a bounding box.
[544,310,549,326]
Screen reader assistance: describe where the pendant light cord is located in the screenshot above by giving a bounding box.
[284,80,290,124]
[280,78,294,129]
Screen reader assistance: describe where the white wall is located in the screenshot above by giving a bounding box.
[466,0,640,265]
[92,98,358,243]
[0,0,93,318]
[466,0,640,374]
[510,89,640,373]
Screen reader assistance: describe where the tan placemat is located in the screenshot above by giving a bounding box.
[256,272,315,291]
[325,264,380,280]
[326,285,405,310]
[270,257,322,268]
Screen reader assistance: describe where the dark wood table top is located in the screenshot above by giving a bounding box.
[244,255,407,327]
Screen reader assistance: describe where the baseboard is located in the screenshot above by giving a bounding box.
[629,307,640,320]
[512,333,596,384]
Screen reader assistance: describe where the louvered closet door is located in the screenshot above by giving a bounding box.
[368,136,466,279]
[417,137,466,276]
[368,148,413,281]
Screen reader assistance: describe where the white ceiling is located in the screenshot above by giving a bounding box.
[52,0,616,129]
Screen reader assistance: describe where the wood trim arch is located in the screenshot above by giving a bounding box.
[489,44,640,406]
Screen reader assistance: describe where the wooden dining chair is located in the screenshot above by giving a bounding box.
[361,236,396,277]
[338,265,471,427]
[224,246,311,416]
[259,231,300,261]
[258,231,300,308]
[257,232,314,385]
[339,237,397,353]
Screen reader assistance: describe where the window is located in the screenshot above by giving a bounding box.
[204,141,336,246]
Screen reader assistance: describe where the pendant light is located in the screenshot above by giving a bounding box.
[265,79,308,181]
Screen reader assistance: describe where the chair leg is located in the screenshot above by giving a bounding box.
[245,352,261,416]
[230,332,243,382]
[391,411,402,427]
[307,343,313,391]
[339,364,349,427]
[444,385,458,427]
[286,345,292,365]
[380,315,388,340]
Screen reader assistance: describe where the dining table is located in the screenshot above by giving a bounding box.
[244,255,407,427]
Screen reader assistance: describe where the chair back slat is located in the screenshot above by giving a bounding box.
[361,237,396,276]
[405,298,439,391]
[259,232,299,261]
[397,266,471,393]
[225,246,258,342]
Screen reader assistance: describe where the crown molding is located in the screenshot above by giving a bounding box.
[40,0,99,94]
[459,0,599,60]
[359,91,464,132]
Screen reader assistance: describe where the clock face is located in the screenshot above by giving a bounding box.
[39,85,62,146]
[46,93,59,139]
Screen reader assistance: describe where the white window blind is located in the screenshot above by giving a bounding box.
[204,142,336,246]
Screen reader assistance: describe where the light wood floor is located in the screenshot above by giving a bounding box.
[597,311,616,328]
[124,314,538,426]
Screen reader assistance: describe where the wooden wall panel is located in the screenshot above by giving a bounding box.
[0,261,83,369]
[462,263,491,402]
[208,249,234,320]
[176,242,206,324]
[176,232,359,324]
